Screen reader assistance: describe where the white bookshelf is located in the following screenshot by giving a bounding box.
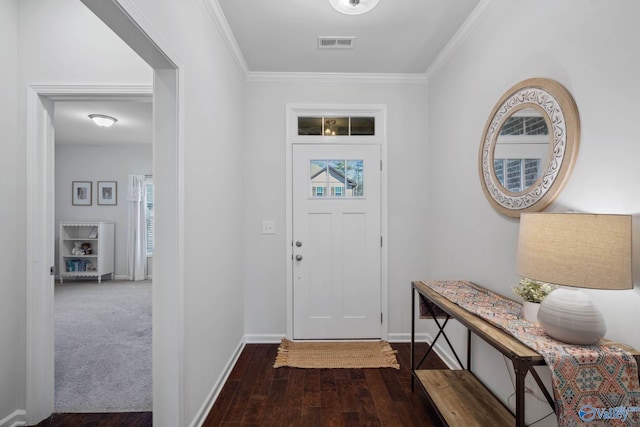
[59,221,115,283]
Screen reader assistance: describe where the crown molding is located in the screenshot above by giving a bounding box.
[202,0,249,77]
[246,71,427,85]
[425,0,500,80]
[203,0,499,84]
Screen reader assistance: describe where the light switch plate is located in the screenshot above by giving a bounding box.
[262,221,275,234]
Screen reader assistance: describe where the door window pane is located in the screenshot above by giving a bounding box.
[346,160,364,196]
[328,160,346,197]
[310,160,327,197]
[310,159,364,197]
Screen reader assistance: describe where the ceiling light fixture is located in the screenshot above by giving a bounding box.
[329,0,380,15]
[88,114,118,128]
[325,120,336,135]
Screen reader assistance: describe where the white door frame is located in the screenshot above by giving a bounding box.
[26,1,185,425]
[285,103,388,340]
[25,84,152,424]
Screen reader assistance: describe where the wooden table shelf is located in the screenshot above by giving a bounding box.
[414,369,514,427]
[411,280,640,427]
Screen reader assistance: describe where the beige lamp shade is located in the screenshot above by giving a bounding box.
[517,213,632,344]
[517,213,632,290]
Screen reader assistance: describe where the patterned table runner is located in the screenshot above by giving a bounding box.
[420,280,640,427]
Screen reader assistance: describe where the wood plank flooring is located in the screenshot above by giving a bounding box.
[31,342,445,427]
[31,412,152,426]
[203,342,445,427]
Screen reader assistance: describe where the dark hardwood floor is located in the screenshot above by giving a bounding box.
[203,342,445,427]
[32,412,152,427]
[31,342,445,427]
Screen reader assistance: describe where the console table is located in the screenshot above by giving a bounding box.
[410,280,640,427]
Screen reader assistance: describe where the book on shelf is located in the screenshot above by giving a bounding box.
[65,259,94,272]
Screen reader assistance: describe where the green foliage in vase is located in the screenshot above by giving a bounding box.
[512,278,556,303]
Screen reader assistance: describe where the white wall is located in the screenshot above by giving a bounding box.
[243,79,429,339]
[55,144,152,278]
[426,0,640,423]
[17,0,151,84]
[10,1,151,423]
[0,0,26,424]
[13,0,246,425]
[118,1,247,422]
[12,0,640,425]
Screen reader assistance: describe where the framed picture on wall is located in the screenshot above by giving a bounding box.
[97,181,117,205]
[72,181,92,206]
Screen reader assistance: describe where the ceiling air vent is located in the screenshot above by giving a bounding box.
[318,37,356,49]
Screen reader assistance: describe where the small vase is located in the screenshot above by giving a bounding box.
[522,301,540,322]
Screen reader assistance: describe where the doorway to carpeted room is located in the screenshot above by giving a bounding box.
[54,280,152,412]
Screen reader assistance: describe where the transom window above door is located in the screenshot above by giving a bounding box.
[310,159,364,198]
[298,116,375,136]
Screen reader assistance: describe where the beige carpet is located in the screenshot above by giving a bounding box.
[273,338,400,369]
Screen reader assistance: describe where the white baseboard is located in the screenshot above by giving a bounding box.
[387,332,430,342]
[189,337,246,427]
[388,332,459,370]
[188,330,460,427]
[244,334,285,344]
[54,274,131,282]
[190,334,284,426]
[0,410,26,427]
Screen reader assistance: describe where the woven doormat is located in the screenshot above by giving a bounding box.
[273,339,400,369]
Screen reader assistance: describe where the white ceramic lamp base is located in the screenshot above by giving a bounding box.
[537,288,606,345]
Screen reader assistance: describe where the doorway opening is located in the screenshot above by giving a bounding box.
[25,2,183,425]
[53,96,153,412]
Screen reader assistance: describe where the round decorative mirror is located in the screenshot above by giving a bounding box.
[478,78,580,217]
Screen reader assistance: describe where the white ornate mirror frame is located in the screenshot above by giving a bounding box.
[478,78,580,217]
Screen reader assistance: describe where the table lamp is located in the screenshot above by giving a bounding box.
[516,213,632,345]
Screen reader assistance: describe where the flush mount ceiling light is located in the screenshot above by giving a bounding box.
[329,0,380,15]
[88,114,118,128]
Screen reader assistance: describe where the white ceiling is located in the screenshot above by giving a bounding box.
[54,100,152,146]
[55,1,481,146]
[217,0,481,74]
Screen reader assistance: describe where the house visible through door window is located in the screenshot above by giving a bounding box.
[309,159,364,198]
[145,177,154,255]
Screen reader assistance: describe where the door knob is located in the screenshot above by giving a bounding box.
[296,241,303,247]
[295,254,303,261]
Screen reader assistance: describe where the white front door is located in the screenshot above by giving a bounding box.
[292,143,381,339]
